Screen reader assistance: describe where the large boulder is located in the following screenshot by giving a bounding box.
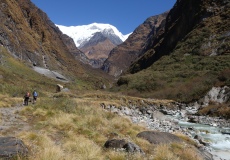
[137,131,182,144]
[0,137,28,159]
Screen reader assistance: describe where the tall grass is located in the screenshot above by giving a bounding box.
[0,94,22,107]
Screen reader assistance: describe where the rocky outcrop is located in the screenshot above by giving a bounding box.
[0,137,28,159]
[101,12,168,76]
[201,86,230,105]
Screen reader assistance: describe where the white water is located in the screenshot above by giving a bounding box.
[178,121,230,160]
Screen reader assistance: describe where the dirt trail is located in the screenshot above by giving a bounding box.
[0,104,30,136]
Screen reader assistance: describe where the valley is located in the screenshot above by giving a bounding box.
[0,0,229,159]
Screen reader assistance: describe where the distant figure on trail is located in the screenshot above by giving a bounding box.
[32,90,38,104]
[24,91,30,106]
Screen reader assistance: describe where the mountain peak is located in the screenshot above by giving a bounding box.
[56,23,131,47]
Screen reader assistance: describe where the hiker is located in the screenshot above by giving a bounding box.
[32,90,38,104]
[24,91,30,106]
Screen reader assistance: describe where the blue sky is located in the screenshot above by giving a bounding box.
[31,0,176,34]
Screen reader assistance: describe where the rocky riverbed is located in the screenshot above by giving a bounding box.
[101,86,230,160]
[100,102,230,160]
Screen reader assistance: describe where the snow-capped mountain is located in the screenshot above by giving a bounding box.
[56,23,131,48]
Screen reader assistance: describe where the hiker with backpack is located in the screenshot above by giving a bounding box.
[32,90,38,104]
[24,91,30,106]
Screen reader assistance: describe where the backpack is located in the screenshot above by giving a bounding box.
[33,91,38,97]
[26,92,30,97]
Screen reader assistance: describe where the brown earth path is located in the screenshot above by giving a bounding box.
[0,103,31,136]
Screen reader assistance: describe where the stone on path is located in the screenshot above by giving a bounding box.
[0,137,28,159]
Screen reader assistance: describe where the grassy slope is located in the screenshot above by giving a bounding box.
[0,46,69,98]
[0,45,114,98]
[116,54,230,102]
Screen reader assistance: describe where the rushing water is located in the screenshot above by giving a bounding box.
[178,121,230,160]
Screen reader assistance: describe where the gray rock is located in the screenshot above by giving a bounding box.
[137,131,182,145]
[151,111,166,120]
[61,88,70,92]
[123,142,144,154]
[202,86,230,104]
[104,139,144,154]
[104,139,126,149]
[194,135,203,141]
[194,135,210,146]
[198,148,214,160]
[188,116,199,123]
[0,137,28,159]
[122,107,131,116]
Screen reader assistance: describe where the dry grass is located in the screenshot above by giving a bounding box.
[175,133,198,146]
[0,94,22,108]
[153,143,203,160]
[154,144,180,160]
[63,135,104,160]
[20,132,65,160]
[10,92,202,160]
[105,150,145,160]
[198,102,230,119]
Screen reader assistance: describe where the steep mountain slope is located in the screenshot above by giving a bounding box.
[57,23,130,68]
[80,32,116,68]
[80,32,117,68]
[1,0,78,70]
[116,0,230,102]
[102,12,168,77]
[0,0,112,92]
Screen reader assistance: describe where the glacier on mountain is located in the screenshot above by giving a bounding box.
[56,23,131,47]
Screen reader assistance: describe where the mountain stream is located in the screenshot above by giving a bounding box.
[173,116,230,160]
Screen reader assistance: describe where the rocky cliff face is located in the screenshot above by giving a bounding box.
[0,0,84,73]
[101,12,168,77]
[59,33,90,64]
[128,0,230,73]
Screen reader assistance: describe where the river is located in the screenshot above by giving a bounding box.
[178,120,230,160]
